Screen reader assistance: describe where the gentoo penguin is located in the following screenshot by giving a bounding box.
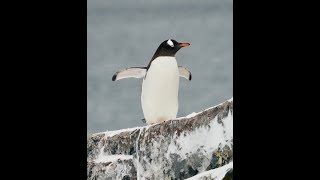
[112,39,191,124]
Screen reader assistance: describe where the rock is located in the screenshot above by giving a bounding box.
[87,98,233,179]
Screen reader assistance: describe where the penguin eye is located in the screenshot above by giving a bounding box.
[167,39,174,47]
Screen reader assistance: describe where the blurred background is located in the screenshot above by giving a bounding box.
[87,0,233,134]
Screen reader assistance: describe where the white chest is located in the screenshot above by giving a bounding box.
[141,56,180,124]
[145,56,179,82]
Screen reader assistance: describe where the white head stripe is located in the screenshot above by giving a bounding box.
[167,39,174,47]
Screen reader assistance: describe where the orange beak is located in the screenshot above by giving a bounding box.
[178,42,190,48]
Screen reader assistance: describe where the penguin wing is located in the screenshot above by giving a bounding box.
[112,67,147,81]
[178,66,192,81]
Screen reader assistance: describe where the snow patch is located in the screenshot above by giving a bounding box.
[103,126,142,137]
[186,162,233,180]
[95,154,133,163]
[176,112,199,120]
[223,110,233,141]
[167,110,232,160]
[185,112,198,118]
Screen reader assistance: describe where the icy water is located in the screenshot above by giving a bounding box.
[87,0,233,134]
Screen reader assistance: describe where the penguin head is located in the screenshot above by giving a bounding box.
[152,39,190,60]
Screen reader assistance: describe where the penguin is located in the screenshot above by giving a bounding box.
[112,39,191,125]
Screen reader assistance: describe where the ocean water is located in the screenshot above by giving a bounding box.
[87,0,233,134]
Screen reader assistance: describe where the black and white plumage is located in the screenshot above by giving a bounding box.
[112,39,191,124]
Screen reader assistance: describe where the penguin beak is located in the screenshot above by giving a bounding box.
[178,43,190,48]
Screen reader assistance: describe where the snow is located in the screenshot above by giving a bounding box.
[93,152,134,179]
[223,110,233,141]
[186,162,233,180]
[166,110,233,161]
[185,112,198,118]
[175,112,199,120]
[90,98,233,179]
[103,126,143,137]
[95,154,133,163]
[93,97,233,138]
[137,98,232,178]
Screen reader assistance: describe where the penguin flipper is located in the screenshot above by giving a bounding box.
[178,66,192,81]
[112,67,147,81]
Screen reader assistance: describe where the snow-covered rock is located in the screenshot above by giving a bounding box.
[186,162,233,180]
[87,98,233,180]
